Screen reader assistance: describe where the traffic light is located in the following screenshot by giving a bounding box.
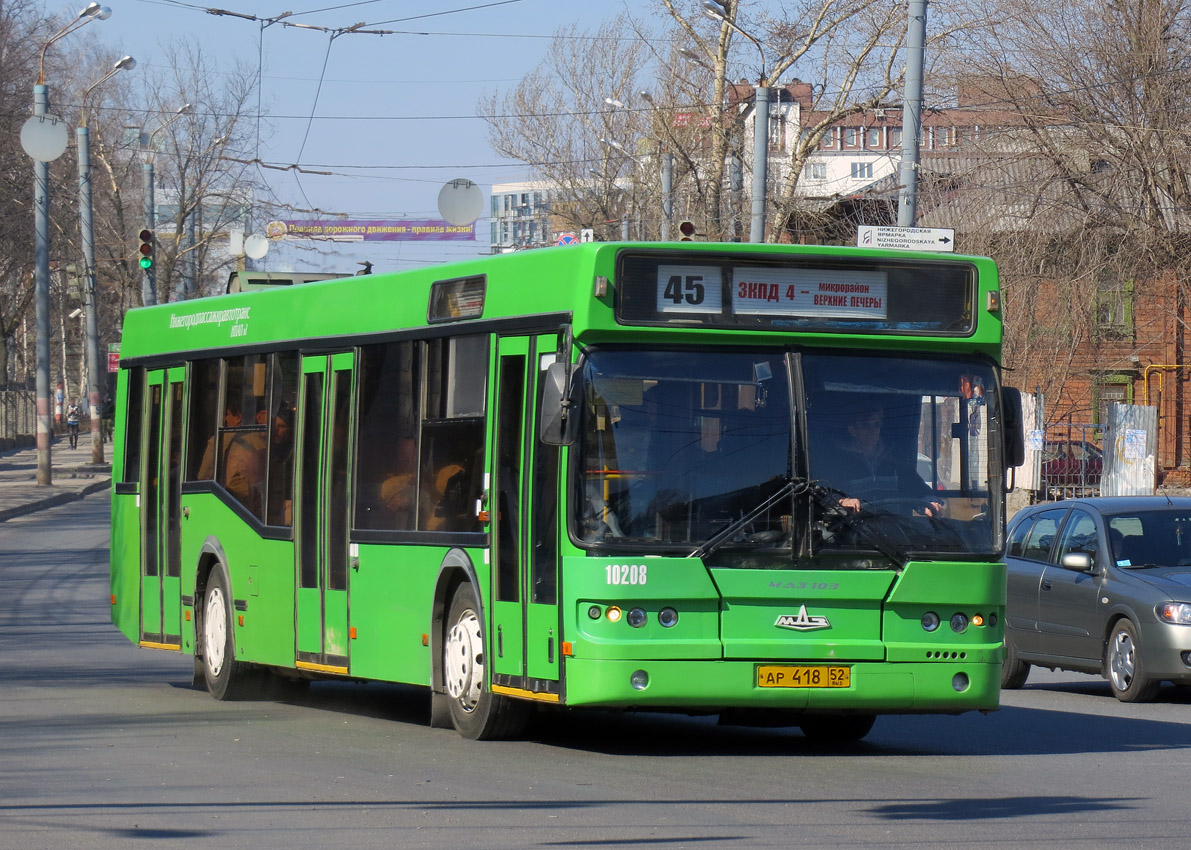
[138,229,154,270]
[679,221,696,241]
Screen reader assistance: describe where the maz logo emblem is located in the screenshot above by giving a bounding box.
[775,605,831,631]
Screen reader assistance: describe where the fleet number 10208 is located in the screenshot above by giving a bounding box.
[606,564,648,585]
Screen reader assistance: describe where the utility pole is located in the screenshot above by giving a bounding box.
[897,0,927,227]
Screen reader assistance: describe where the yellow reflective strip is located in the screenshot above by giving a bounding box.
[490,684,560,703]
[138,641,182,651]
[295,660,349,674]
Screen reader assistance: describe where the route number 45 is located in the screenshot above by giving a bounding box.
[663,274,705,305]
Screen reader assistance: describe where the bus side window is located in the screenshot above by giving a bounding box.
[187,358,220,481]
[356,341,420,531]
[418,335,486,532]
[122,366,145,485]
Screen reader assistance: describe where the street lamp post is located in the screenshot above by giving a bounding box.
[140,104,189,307]
[78,54,135,465]
[603,94,675,241]
[702,1,770,243]
[22,2,111,486]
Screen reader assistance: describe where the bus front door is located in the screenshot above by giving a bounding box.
[490,335,562,699]
[140,367,184,650]
[294,352,355,674]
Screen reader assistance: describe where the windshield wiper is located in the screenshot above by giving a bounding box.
[689,481,796,560]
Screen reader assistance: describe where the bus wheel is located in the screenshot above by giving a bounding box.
[202,567,261,700]
[443,584,529,740]
[798,714,876,743]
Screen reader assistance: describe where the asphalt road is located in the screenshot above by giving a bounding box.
[3,493,1191,849]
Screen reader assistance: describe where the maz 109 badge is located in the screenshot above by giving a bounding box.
[732,267,889,319]
[656,265,724,313]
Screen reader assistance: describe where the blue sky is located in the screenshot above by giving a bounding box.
[76,0,637,272]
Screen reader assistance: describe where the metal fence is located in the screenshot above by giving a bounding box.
[1035,421,1104,500]
[0,389,36,451]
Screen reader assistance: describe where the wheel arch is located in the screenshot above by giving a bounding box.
[1099,608,1139,676]
[193,536,230,660]
[429,547,483,696]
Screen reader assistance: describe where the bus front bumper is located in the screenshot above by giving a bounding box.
[559,657,1000,713]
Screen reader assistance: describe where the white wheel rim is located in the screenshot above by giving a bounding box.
[1109,629,1136,691]
[444,607,484,712]
[205,585,228,677]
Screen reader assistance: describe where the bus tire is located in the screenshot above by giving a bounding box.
[443,584,529,740]
[798,714,876,743]
[201,566,262,700]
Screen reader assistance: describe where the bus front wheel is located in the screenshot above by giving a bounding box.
[443,584,529,740]
[202,567,262,700]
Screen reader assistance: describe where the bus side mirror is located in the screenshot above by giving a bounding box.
[1002,387,1025,468]
[540,361,578,446]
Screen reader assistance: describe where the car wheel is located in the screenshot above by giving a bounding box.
[798,714,876,743]
[1001,634,1030,689]
[443,584,530,740]
[1106,619,1160,703]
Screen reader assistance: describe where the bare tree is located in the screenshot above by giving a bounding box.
[481,16,653,240]
[0,1,55,385]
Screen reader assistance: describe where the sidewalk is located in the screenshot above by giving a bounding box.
[0,439,113,522]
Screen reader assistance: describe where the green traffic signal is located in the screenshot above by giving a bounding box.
[139,256,152,269]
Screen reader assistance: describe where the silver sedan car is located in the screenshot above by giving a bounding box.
[1003,496,1191,702]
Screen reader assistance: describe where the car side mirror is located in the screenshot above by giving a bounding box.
[1060,551,1094,573]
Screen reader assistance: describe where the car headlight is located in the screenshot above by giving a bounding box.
[1157,602,1191,624]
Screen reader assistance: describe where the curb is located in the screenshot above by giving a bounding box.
[0,478,112,523]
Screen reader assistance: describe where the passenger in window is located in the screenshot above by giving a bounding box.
[425,462,470,531]
[820,405,943,516]
[196,404,267,515]
[266,402,296,525]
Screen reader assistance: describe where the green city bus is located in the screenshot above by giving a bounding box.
[110,242,1023,742]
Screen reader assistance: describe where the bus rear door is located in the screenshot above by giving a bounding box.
[294,352,355,674]
[490,335,562,699]
[139,366,184,650]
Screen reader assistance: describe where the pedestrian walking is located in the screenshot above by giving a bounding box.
[66,400,81,449]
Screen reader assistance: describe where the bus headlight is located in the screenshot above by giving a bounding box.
[658,607,679,628]
[921,612,940,632]
[627,608,647,628]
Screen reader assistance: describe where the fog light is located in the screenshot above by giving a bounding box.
[921,612,940,632]
[952,672,970,692]
[627,607,647,628]
[658,607,679,628]
[588,605,602,620]
[988,612,998,627]
[630,669,649,690]
[950,613,969,633]
[606,606,623,623]
[1181,651,1191,667]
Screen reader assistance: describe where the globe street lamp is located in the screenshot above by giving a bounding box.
[78,55,136,464]
[21,2,111,486]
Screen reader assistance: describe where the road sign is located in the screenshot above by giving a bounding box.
[107,343,121,373]
[857,226,955,252]
[557,232,578,246]
[580,228,594,243]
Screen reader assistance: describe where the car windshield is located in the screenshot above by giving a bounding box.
[1108,511,1191,567]
[575,348,1003,565]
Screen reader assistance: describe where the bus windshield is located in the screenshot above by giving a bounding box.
[576,348,1001,564]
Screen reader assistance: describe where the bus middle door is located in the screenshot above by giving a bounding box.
[139,366,184,650]
[490,335,562,700]
[295,352,354,674]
